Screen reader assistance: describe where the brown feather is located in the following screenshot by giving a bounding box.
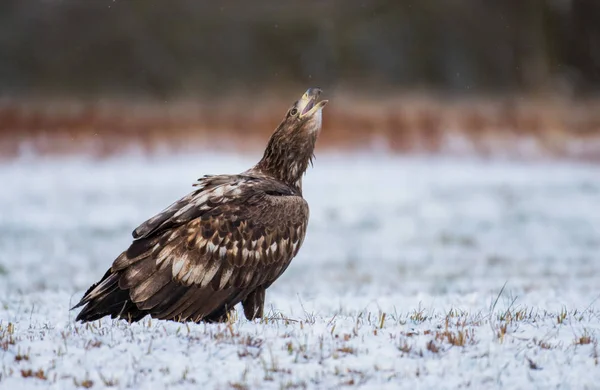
[178,289,224,321]
[156,287,201,320]
[137,281,181,311]
[188,289,243,322]
[120,259,157,289]
[130,268,173,303]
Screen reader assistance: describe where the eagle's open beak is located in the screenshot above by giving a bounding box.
[298,88,328,118]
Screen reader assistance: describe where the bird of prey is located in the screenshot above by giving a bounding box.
[73,88,327,323]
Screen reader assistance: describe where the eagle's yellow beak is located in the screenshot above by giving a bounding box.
[298,88,328,118]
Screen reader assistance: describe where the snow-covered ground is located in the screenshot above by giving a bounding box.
[0,153,599,389]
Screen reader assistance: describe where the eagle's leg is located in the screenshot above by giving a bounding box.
[242,286,266,320]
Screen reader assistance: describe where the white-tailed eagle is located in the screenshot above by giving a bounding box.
[73,88,328,323]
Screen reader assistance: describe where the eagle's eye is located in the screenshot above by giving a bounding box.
[289,108,298,116]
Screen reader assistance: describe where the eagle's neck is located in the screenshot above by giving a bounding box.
[255,128,317,191]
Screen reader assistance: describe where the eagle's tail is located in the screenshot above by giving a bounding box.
[71,270,145,322]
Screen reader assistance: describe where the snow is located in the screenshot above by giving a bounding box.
[0,153,599,389]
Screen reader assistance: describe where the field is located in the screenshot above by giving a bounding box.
[0,153,599,389]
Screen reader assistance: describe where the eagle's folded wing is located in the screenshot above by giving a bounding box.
[74,175,308,322]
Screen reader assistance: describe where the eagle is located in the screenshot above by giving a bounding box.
[73,88,328,323]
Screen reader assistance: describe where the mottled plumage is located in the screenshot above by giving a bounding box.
[73,88,327,323]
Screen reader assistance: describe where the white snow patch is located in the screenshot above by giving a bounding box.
[0,153,599,389]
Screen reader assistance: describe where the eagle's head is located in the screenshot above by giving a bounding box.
[256,88,328,190]
[282,87,328,135]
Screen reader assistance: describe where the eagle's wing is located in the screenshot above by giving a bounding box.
[74,174,308,322]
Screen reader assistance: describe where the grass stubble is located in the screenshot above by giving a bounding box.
[0,287,598,388]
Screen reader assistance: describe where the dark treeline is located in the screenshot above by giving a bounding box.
[0,0,599,98]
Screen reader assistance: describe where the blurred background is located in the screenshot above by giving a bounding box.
[0,0,599,158]
[1,2,600,359]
